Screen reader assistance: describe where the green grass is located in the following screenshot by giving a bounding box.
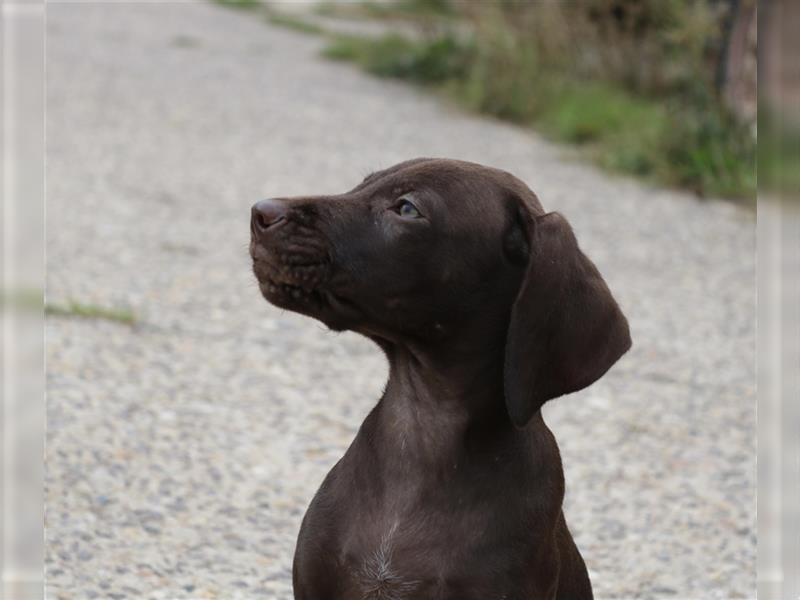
[661,102,756,198]
[324,33,469,83]
[315,0,453,21]
[539,83,663,145]
[248,0,755,200]
[46,300,136,326]
[537,81,669,177]
[321,35,366,61]
[266,12,324,35]
[212,0,260,11]
[320,30,755,199]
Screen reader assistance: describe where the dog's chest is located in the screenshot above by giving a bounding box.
[340,520,426,599]
[294,427,551,598]
[333,508,511,599]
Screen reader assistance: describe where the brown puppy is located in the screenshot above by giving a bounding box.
[249,158,631,599]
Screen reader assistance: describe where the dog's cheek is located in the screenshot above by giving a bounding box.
[384,297,407,311]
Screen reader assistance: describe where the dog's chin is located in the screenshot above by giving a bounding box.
[257,278,361,332]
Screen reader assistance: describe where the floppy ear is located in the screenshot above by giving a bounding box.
[504,210,631,428]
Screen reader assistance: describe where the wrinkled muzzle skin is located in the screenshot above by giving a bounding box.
[249,197,357,332]
[249,158,530,345]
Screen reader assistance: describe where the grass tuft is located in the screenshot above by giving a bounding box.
[315,0,453,21]
[324,33,469,83]
[46,301,137,326]
[212,0,260,11]
[537,81,668,177]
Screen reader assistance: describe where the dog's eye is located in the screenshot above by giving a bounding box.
[396,198,422,219]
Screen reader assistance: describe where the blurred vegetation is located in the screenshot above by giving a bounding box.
[212,0,261,10]
[318,0,755,199]
[323,33,470,83]
[46,300,136,326]
[316,0,456,21]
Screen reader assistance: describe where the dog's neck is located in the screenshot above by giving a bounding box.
[371,340,518,471]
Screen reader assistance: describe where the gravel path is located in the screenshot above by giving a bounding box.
[45,3,755,599]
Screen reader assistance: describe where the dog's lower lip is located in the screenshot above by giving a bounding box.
[262,279,312,298]
[260,276,359,314]
[260,277,319,301]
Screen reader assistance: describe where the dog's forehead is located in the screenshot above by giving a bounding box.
[361,159,511,208]
[375,158,501,186]
[401,160,516,226]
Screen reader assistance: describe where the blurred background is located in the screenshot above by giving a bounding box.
[1,0,796,599]
[263,0,757,200]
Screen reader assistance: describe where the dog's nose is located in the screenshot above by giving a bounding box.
[252,199,288,234]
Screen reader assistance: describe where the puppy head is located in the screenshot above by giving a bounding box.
[250,158,630,424]
[250,158,523,337]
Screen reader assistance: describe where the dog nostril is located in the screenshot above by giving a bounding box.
[252,198,288,233]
